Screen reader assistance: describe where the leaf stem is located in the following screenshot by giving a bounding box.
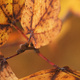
[13,25,28,41]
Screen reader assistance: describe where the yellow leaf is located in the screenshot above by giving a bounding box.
[21,0,62,48]
[0,9,8,24]
[59,0,70,19]
[0,26,11,47]
[0,0,25,47]
[70,0,80,16]
[59,0,80,19]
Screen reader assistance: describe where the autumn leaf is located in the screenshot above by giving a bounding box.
[0,0,25,47]
[21,0,62,48]
[0,26,11,47]
[20,66,80,80]
[1,64,80,80]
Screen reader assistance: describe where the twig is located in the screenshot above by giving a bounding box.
[34,48,60,69]
[10,24,60,69]
[37,52,60,68]
[5,42,60,69]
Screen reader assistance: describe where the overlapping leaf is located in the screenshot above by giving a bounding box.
[0,0,25,47]
[21,0,62,48]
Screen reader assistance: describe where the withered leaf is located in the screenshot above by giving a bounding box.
[21,0,62,48]
[0,0,25,47]
[20,66,80,80]
[0,26,11,47]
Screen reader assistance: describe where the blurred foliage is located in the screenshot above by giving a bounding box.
[0,0,80,79]
[59,0,80,19]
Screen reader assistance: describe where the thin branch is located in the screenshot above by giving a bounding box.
[5,48,34,60]
[37,52,60,68]
[34,48,60,69]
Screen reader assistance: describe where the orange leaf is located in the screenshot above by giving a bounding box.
[0,26,11,47]
[0,0,25,47]
[21,0,62,48]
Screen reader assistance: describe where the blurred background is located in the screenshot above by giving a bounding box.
[0,0,80,79]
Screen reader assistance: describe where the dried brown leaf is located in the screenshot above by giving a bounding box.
[21,0,62,48]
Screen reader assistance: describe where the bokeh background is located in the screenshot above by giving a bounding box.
[0,0,80,79]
